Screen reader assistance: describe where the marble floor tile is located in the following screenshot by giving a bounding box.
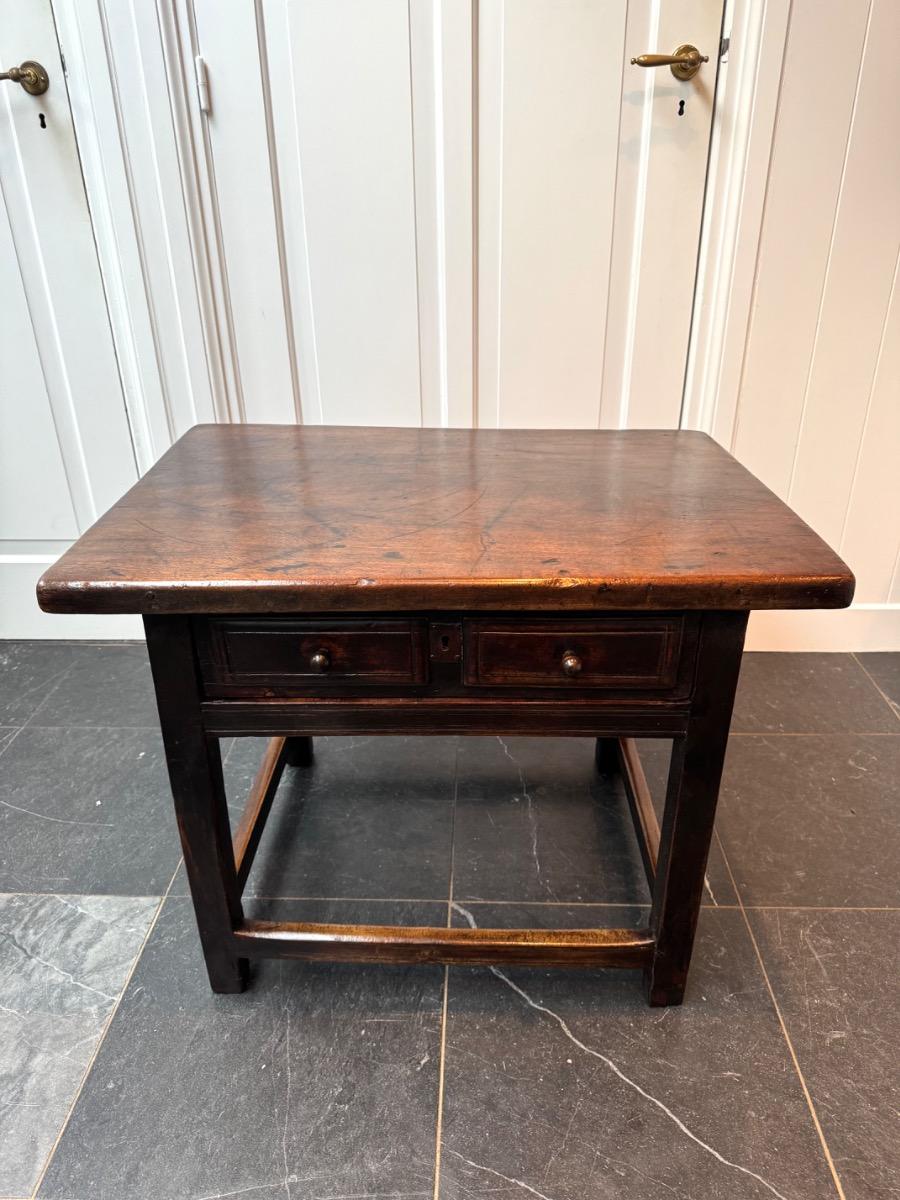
[1,640,891,1198]
[0,642,78,726]
[717,734,900,907]
[731,653,896,734]
[452,737,650,904]
[854,651,900,718]
[0,726,182,895]
[0,893,158,1198]
[39,897,446,1200]
[440,903,836,1199]
[174,735,459,901]
[30,643,157,730]
[750,909,900,1200]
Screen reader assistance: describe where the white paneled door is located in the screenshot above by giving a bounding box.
[1,0,139,637]
[182,0,724,431]
[7,0,725,636]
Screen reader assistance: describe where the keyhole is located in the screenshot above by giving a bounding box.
[38,113,47,129]
[677,99,685,116]
[440,635,450,652]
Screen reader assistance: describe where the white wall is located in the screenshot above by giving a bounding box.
[32,0,900,649]
[686,0,899,651]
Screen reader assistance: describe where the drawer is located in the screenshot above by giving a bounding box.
[463,618,685,690]
[201,619,428,688]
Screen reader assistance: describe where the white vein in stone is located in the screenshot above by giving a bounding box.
[192,1183,286,1200]
[310,1193,430,1199]
[450,903,790,1200]
[0,798,114,827]
[496,737,548,895]
[1,930,115,1003]
[445,1150,557,1200]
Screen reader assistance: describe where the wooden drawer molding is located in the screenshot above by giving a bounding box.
[463,618,684,689]
[201,619,428,687]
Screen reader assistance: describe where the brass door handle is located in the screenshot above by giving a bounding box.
[631,44,708,81]
[0,61,50,96]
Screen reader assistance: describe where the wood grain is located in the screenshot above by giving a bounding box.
[618,736,661,888]
[231,735,288,892]
[37,425,854,614]
[233,919,654,968]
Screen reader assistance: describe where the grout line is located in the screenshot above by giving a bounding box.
[22,724,162,732]
[7,722,900,738]
[4,889,898,912]
[0,639,143,647]
[730,904,900,912]
[851,653,900,726]
[432,969,450,1200]
[28,858,183,1200]
[0,891,164,902]
[431,743,458,1200]
[728,730,900,737]
[714,831,848,1200]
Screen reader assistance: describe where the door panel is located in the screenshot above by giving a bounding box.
[1,0,139,635]
[607,0,723,429]
[262,0,424,426]
[477,0,626,429]
[0,200,78,541]
[189,0,722,432]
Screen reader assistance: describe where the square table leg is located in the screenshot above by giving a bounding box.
[645,611,748,1005]
[283,736,314,767]
[144,615,248,993]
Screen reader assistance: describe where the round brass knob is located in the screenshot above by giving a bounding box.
[309,649,330,672]
[561,651,582,677]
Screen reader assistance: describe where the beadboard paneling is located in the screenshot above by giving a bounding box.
[732,0,900,644]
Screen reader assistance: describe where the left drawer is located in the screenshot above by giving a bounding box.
[197,619,429,690]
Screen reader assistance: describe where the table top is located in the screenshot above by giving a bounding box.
[37,425,854,615]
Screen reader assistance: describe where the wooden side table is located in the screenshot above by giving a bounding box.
[37,426,853,1005]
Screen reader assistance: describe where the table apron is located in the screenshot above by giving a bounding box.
[199,698,690,738]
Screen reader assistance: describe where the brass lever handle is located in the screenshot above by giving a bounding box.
[0,61,50,96]
[631,44,708,81]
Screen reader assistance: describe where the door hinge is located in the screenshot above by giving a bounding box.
[194,55,211,114]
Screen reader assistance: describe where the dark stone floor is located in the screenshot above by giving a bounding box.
[0,641,897,1200]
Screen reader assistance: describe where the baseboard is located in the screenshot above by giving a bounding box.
[0,559,142,639]
[746,604,900,652]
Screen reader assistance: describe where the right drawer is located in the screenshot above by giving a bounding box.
[462,617,689,691]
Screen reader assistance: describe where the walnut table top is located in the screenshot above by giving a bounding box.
[37,425,854,616]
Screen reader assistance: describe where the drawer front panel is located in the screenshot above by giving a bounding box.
[463,619,684,690]
[204,619,428,687]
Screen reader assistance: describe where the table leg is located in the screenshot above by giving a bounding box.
[645,611,748,1006]
[594,737,619,774]
[144,616,248,993]
[284,736,314,767]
